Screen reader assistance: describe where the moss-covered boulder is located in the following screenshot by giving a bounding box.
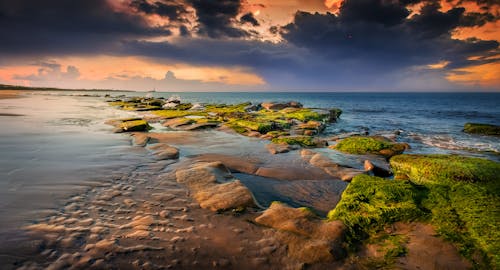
[328,175,426,243]
[390,154,500,267]
[332,136,409,158]
[463,123,500,136]
[390,154,500,184]
[106,118,151,133]
[272,136,318,147]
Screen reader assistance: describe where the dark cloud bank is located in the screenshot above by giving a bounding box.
[0,0,498,90]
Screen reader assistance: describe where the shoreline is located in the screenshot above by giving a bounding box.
[3,94,499,269]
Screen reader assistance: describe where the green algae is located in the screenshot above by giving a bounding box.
[389,154,500,267]
[390,154,500,184]
[464,123,500,136]
[231,120,273,134]
[152,110,205,119]
[271,136,316,147]
[119,119,151,132]
[328,175,426,245]
[334,137,393,154]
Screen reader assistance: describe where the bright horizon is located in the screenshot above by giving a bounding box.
[0,0,499,92]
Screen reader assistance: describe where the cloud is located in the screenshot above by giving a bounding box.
[240,12,260,26]
[129,0,190,22]
[188,0,249,38]
[13,61,80,82]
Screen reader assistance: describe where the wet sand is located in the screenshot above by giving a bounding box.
[0,90,23,99]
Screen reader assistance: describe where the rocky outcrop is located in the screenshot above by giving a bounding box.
[175,162,255,212]
[255,202,346,264]
[463,122,500,136]
[301,150,365,181]
[261,101,303,111]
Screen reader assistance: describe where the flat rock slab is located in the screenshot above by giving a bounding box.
[175,162,256,212]
[255,202,346,264]
[301,149,365,181]
[146,143,179,160]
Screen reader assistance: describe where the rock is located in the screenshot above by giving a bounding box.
[332,136,409,158]
[176,162,255,212]
[463,122,500,136]
[364,160,392,177]
[131,133,150,147]
[301,151,365,181]
[162,118,194,128]
[191,154,260,174]
[261,101,303,111]
[146,144,179,160]
[266,143,293,154]
[180,122,219,131]
[255,202,346,263]
[175,162,231,190]
[193,180,255,212]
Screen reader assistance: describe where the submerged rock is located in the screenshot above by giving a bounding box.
[255,202,346,263]
[266,143,296,154]
[146,143,179,160]
[463,122,500,136]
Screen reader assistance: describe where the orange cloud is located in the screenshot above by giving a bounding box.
[0,56,266,86]
[447,62,500,87]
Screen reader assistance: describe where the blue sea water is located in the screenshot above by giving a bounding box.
[145,92,500,157]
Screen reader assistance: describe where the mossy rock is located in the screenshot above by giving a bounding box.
[232,120,273,134]
[390,154,500,184]
[271,136,316,147]
[152,110,205,119]
[390,154,500,267]
[328,174,426,244]
[464,123,500,136]
[333,136,407,158]
[118,120,151,132]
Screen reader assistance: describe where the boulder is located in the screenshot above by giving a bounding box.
[193,180,255,212]
[463,122,500,136]
[113,119,151,133]
[364,160,392,177]
[266,143,294,154]
[261,101,303,111]
[300,150,365,181]
[146,143,179,160]
[175,162,256,212]
[255,202,346,263]
[131,133,150,147]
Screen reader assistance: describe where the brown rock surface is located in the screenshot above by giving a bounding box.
[255,202,346,264]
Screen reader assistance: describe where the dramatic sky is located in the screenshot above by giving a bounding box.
[0,0,499,91]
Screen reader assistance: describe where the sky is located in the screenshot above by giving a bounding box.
[0,0,499,92]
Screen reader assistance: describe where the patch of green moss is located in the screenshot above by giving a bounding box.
[390,154,500,184]
[225,123,247,134]
[464,123,500,136]
[271,136,316,147]
[390,154,500,267]
[152,110,205,119]
[328,175,427,245]
[205,102,251,114]
[266,131,290,138]
[119,120,151,132]
[282,108,324,122]
[334,136,395,155]
[232,120,273,134]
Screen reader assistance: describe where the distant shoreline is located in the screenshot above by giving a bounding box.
[0,84,135,92]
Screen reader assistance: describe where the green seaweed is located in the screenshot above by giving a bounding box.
[152,110,205,119]
[231,120,273,134]
[464,123,500,136]
[271,136,316,147]
[328,175,427,246]
[119,120,151,132]
[334,137,394,154]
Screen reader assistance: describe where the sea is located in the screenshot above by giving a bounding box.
[0,90,498,257]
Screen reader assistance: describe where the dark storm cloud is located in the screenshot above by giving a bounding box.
[280,1,499,74]
[188,0,248,38]
[130,0,189,22]
[240,12,260,26]
[0,0,170,55]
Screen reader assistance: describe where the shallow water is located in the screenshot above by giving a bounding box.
[0,94,147,246]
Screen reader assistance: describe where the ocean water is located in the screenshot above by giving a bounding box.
[148,92,500,157]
